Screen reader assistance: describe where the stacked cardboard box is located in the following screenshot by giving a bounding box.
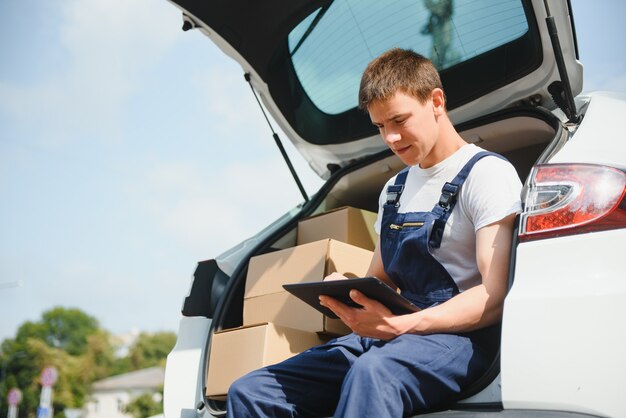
[244,239,373,334]
[206,322,326,398]
[297,206,378,250]
[206,207,377,398]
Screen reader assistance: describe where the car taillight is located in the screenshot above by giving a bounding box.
[519,163,626,242]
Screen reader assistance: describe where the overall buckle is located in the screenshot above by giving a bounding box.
[439,182,459,209]
[386,184,404,206]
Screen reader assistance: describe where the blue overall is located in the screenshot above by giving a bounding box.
[227,152,502,418]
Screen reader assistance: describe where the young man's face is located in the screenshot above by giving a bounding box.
[368,90,442,168]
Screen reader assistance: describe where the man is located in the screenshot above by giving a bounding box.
[227,48,522,417]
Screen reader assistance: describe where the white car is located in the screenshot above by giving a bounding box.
[162,0,626,417]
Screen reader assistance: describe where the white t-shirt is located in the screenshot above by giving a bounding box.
[374,144,522,291]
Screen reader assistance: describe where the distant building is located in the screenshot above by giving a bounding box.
[84,367,164,418]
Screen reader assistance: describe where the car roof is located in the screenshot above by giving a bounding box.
[169,0,582,178]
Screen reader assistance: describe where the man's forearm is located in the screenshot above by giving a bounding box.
[393,284,505,335]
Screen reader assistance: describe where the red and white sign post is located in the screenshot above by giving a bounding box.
[7,388,22,418]
[36,366,57,418]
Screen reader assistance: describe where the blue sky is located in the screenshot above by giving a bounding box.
[1,0,625,342]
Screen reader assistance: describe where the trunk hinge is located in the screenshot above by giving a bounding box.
[244,73,309,203]
[543,0,580,123]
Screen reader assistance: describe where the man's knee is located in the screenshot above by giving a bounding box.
[348,352,392,380]
[226,369,298,418]
[226,371,267,417]
[227,372,259,406]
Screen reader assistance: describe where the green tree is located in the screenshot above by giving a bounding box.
[79,331,118,382]
[124,391,163,418]
[128,332,176,370]
[1,337,80,418]
[0,307,111,418]
[1,308,176,418]
[14,307,99,356]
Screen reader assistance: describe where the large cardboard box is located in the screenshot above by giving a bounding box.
[296,206,378,250]
[206,322,324,398]
[244,239,373,334]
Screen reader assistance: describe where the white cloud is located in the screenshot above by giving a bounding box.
[61,0,179,60]
[47,260,182,336]
[0,0,182,146]
[131,153,321,259]
[132,49,324,258]
[190,65,273,150]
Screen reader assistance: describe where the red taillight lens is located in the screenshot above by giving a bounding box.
[519,164,626,242]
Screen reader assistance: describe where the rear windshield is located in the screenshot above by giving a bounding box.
[288,0,529,115]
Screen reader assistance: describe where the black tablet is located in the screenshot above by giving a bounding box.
[283,277,420,319]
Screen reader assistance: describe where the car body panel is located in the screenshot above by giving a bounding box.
[499,91,626,418]
[550,92,626,167]
[163,317,212,418]
[502,228,626,418]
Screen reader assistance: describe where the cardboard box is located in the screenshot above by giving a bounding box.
[297,206,378,250]
[206,322,324,398]
[244,291,351,336]
[243,239,372,334]
[245,239,373,299]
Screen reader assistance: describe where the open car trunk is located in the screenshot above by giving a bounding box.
[162,0,587,414]
[202,104,563,415]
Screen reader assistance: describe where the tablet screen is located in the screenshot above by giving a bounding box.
[283,277,420,319]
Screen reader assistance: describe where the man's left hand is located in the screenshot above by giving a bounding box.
[319,290,409,340]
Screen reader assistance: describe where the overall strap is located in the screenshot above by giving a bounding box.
[384,167,410,209]
[429,151,506,248]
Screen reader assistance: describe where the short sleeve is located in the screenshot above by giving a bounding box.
[460,156,523,231]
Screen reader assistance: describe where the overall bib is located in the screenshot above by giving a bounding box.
[227,152,502,418]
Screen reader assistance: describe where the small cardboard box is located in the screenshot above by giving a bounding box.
[297,206,378,250]
[243,239,372,334]
[206,322,325,398]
